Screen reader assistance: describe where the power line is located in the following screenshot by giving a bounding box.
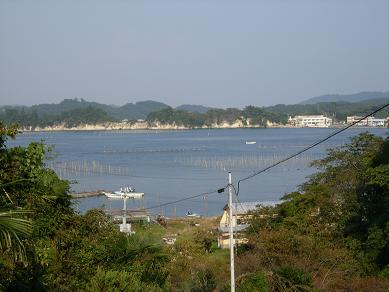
[140,103,389,212]
[144,185,227,211]
[235,103,389,196]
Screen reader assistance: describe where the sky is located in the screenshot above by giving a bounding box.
[0,0,388,108]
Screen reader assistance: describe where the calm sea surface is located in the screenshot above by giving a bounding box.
[7,128,388,216]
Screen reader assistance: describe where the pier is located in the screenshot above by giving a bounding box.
[70,190,107,198]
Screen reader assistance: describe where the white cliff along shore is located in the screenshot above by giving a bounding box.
[22,118,283,132]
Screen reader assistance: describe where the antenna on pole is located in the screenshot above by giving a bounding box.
[228,172,236,292]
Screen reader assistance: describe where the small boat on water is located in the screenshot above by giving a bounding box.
[104,186,144,199]
[186,211,201,218]
[245,141,257,145]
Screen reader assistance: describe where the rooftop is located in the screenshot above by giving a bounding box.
[223,201,281,214]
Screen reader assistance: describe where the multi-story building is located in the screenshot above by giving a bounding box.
[288,115,333,127]
[346,116,387,127]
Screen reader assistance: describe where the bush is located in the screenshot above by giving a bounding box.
[274,265,313,290]
[189,268,217,292]
[86,268,143,292]
[237,271,269,292]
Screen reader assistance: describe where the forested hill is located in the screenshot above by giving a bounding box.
[300,91,389,104]
[0,97,388,128]
[265,98,389,121]
[146,98,389,128]
[175,104,211,113]
[3,99,170,120]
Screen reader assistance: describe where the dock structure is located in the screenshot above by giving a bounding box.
[70,190,106,198]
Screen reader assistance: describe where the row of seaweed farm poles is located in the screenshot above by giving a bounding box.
[174,152,324,170]
[47,160,131,177]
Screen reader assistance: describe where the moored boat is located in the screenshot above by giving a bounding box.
[186,211,201,218]
[104,186,144,199]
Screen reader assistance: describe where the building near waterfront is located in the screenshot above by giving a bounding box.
[288,115,333,127]
[217,201,279,249]
[346,116,387,127]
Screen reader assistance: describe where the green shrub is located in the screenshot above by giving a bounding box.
[189,268,217,292]
[274,265,312,290]
[237,271,269,292]
[86,268,143,292]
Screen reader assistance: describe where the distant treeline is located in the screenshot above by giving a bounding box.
[146,98,389,127]
[147,106,281,127]
[266,98,389,121]
[0,97,388,128]
[0,106,115,128]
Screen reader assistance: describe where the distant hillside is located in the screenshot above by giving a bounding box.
[175,104,211,113]
[1,96,388,129]
[116,100,169,120]
[300,91,389,104]
[9,98,170,120]
[266,98,389,121]
[146,98,389,128]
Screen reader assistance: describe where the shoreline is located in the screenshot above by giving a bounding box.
[22,125,387,132]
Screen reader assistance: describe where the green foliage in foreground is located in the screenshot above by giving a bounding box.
[0,123,170,291]
[240,132,389,290]
[237,271,269,292]
[1,123,388,291]
[0,123,32,264]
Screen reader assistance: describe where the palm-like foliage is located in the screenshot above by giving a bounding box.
[0,210,32,262]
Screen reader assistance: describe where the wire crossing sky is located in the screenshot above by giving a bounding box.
[1,0,389,107]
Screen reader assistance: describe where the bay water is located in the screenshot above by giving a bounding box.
[8,128,387,216]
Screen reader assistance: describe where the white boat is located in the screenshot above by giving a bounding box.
[245,141,256,145]
[104,186,144,199]
[186,211,201,218]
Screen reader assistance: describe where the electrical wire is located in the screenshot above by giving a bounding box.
[144,184,228,211]
[235,102,389,196]
[134,103,389,213]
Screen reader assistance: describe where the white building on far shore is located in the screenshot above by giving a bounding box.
[346,116,387,127]
[288,115,333,128]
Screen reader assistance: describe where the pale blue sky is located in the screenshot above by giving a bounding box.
[0,0,388,107]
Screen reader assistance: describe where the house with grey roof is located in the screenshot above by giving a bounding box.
[217,201,280,249]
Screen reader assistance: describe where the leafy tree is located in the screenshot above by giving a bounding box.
[250,133,389,277]
[0,210,31,263]
[189,268,217,292]
[237,271,269,292]
[273,265,313,290]
[0,123,32,263]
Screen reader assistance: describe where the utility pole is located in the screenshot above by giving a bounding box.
[122,195,132,235]
[228,172,235,292]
